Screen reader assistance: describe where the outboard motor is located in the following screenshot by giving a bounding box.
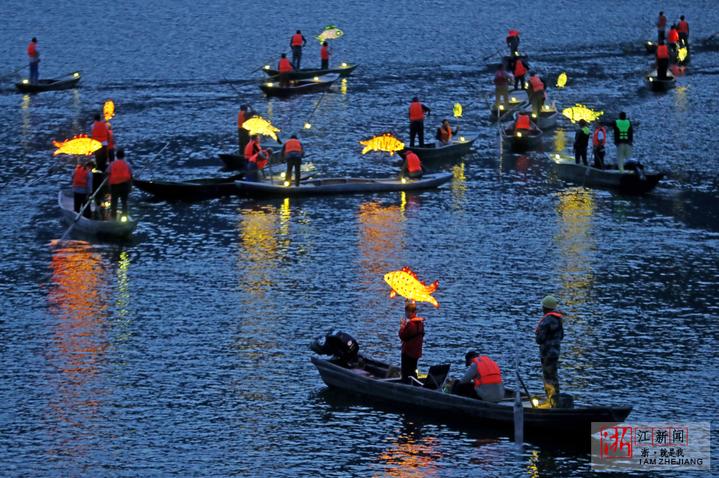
[310,330,360,367]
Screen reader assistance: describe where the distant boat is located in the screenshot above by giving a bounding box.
[407,132,479,161]
[501,124,543,152]
[644,70,675,92]
[16,71,81,93]
[133,174,244,201]
[259,73,339,97]
[261,63,358,80]
[550,153,663,194]
[58,188,136,238]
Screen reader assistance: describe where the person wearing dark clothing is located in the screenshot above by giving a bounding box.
[320,41,330,69]
[237,104,254,155]
[506,30,520,55]
[573,119,590,165]
[399,301,425,384]
[535,295,564,408]
[656,41,670,79]
[310,330,360,367]
[289,30,307,69]
[408,97,431,147]
[656,11,667,43]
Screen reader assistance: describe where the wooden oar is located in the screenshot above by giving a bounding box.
[56,176,108,243]
[515,367,537,408]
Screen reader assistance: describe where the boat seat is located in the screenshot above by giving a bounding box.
[422,364,451,390]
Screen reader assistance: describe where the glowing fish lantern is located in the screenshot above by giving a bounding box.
[103,99,115,121]
[242,116,281,142]
[52,134,102,156]
[316,25,344,43]
[677,46,688,63]
[359,133,405,156]
[453,102,463,118]
[556,72,567,88]
[384,267,439,308]
[561,103,604,124]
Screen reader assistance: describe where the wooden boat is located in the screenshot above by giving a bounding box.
[501,125,543,152]
[644,70,675,92]
[133,174,244,201]
[235,172,452,197]
[58,188,136,238]
[407,132,479,161]
[16,71,81,93]
[550,153,663,194]
[261,62,358,79]
[218,150,282,170]
[259,73,339,97]
[516,103,559,130]
[311,355,632,437]
[490,90,528,122]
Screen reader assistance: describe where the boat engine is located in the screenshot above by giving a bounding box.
[310,330,359,366]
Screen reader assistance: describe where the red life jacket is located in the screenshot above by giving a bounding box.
[515,114,530,130]
[291,33,304,47]
[678,21,689,34]
[438,125,452,143]
[284,138,303,154]
[508,29,519,37]
[320,46,329,60]
[109,159,131,185]
[592,126,607,146]
[656,44,669,59]
[278,58,293,73]
[514,59,527,77]
[91,121,109,144]
[472,356,502,387]
[244,140,260,160]
[250,150,269,169]
[408,101,425,121]
[72,165,88,188]
[668,28,679,43]
[529,76,544,92]
[657,16,666,29]
[406,151,422,173]
[237,110,247,129]
[27,42,38,58]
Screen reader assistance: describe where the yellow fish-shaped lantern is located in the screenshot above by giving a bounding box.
[52,135,102,156]
[384,267,440,308]
[556,72,567,88]
[453,102,463,118]
[677,46,688,62]
[242,116,281,142]
[315,25,344,43]
[561,103,604,124]
[359,133,405,156]
[103,99,115,121]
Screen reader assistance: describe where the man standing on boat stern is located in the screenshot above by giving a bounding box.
[108,149,132,220]
[399,301,425,384]
[535,295,563,408]
[290,30,307,69]
[27,37,40,84]
[408,97,430,148]
[282,134,304,187]
[613,112,633,172]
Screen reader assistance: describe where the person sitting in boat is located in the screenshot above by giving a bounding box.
[310,330,360,368]
[573,119,590,166]
[494,63,510,110]
[435,119,459,146]
[399,301,425,385]
[108,149,133,220]
[71,160,93,218]
[513,112,532,133]
[512,57,528,90]
[27,37,40,84]
[282,134,304,187]
[592,121,607,169]
[656,40,670,79]
[536,295,564,408]
[320,41,330,70]
[399,149,423,180]
[451,351,505,402]
[527,72,546,116]
[612,112,633,172]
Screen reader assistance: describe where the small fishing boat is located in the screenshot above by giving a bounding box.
[644,40,658,54]
[259,73,339,97]
[490,90,529,122]
[501,125,543,152]
[550,153,663,194]
[312,355,632,437]
[407,132,479,161]
[16,71,81,93]
[218,150,282,170]
[516,103,559,130]
[58,188,136,238]
[133,174,244,201]
[261,62,358,79]
[235,172,452,197]
[644,70,676,92]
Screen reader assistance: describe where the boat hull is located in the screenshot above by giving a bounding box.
[262,63,357,79]
[16,74,80,93]
[58,189,136,238]
[644,73,675,92]
[407,133,479,161]
[133,175,244,201]
[259,73,339,97]
[553,157,663,194]
[502,128,543,152]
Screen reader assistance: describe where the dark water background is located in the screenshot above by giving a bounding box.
[1,1,718,476]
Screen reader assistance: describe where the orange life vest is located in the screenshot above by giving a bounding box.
[656,44,669,59]
[515,114,530,130]
[27,42,38,58]
[592,126,607,146]
[244,140,260,160]
[438,125,452,143]
[320,46,329,60]
[250,150,269,169]
[284,138,303,154]
[668,28,679,43]
[238,110,247,129]
[529,76,544,92]
[72,165,88,188]
[291,33,304,47]
[109,159,131,185]
[91,121,109,144]
[678,21,689,34]
[406,151,422,173]
[409,101,425,121]
[472,356,502,387]
[514,59,527,77]
[278,58,293,73]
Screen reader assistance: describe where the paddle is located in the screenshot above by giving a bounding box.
[515,367,536,408]
[57,176,108,243]
[482,46,503,62]
[0,64,28,81]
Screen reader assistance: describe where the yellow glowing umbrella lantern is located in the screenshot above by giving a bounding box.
[103,99,115,121]
[677,46,688,63]
[52,134,102,156]
[384,267,439,308]
[360,133,405,156]
[556,72,567,88]
[242,116,281,142]
[561,103,604,124]
[453,102,463,118]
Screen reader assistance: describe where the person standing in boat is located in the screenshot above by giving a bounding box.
[282,134,304,187]
[506,30,520,56]
[237,104,254,156]
[656,12,667,43]
[108,149,133,220]
[91,113,110,172]
[592,121,607,169]
[452,351,505,402]
[535,295,563,408]
[408,97,430,148]
[527,72,546,116]
[320,41,330,70]
[399,149,423,179]
[27,37,40,84]
[289,30,307,69]
[71,160,93,218]
[656,40,670,79]
[667,24,680,59]
[277,53,294,87]
[677,16,689,46]
[573,119,590,166]
[399,301,425,384]
[613,112,633,172]
[435,119,459,146]
[494,63,510,110]
[513,57,528,90]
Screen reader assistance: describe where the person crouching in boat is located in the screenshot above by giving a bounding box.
[244,135,262,181]
[399,149,423,180]
[435,119,459,146]
[513,112,532,135]
[573,120,590,166]
[71,160,93,218]
[592,121,607,169]
[282,134,304,187]
[451,351,505,402]
[399,301,425,384]
[535,295,564,408]
[108,149,132,220]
